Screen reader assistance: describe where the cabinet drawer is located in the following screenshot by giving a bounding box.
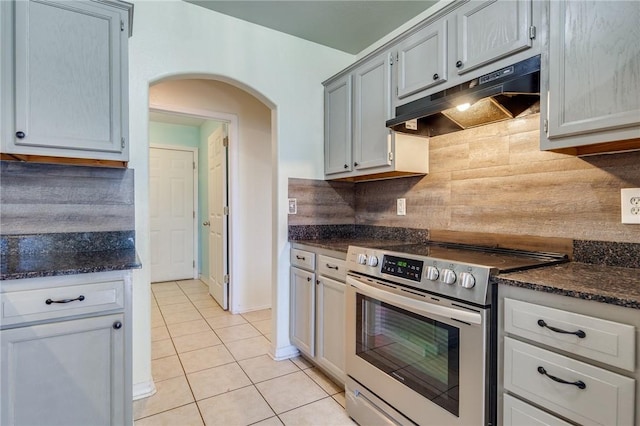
[504,298,636,371]
[504,337,635,426]
[291,248,315,271]
[1,280,124,327]
[318,255,346,281]
[503,394,572,426]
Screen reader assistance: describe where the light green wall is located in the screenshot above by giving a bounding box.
[149,120,222,279]
[149,121,200,147]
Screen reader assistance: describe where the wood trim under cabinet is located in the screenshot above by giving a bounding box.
[429,229,573,258]
[550,138,640,157]
[1,153,127,168]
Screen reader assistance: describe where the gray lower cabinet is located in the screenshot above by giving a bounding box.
[0,0,132,162]
[315,275,345,383]
[498,285,639,426]
[290,266,316,357]
[540,0,640,152]
[1,314,125,426]
[290,245,346,384]
[0,271,132,426]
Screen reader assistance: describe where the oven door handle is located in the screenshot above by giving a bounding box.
[347,277,482,325]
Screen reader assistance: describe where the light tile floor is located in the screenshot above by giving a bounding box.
[134,279,355,426]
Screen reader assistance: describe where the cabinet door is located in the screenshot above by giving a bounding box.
[353,52,393,171]
[290,267,315,357]
[396,18,448,99]
[324,75,352,175]
[14,0,125,156]
[544,1,640,142]
[1,314,125,426]
[316,276,346,382]
[503,394,573,426]
[454,0,532,75]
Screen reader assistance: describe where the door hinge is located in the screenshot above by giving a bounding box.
[223,137,229,148]
[223,274,230,284]
[529,25,536,40]
[388,151,393,162]
[193,211,195,219]
[396,86,398,96]
[121,137,125,149]
[389,54,394,66]
[543,118,548,134]
[120,20,125,32]
[223,206,229,215]
[193,161,196,170]
[193,260,195,268]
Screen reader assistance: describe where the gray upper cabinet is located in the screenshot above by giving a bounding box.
[396,17,448,100]
[324,51,429,181]
[324,75,352,175]
[392,0,539,109]
[453,0,533,76]
[353,51,393,171]
[1,0,132,162]
[540,0,640,153]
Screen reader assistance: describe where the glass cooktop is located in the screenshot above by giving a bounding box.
[376,242,568,273]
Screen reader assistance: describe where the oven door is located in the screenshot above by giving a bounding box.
[346,274,489,426]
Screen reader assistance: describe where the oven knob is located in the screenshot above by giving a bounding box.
[367,255,379,267]
[440,269,456,285]
[357,254,367,265]
[458,272,476,289]
[425,266,439,281]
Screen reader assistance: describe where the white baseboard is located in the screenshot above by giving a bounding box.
[270,344,300,361]
[235,304,271,315]
[132,380,156,401]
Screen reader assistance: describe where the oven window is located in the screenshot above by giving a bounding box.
[355,294,460,417]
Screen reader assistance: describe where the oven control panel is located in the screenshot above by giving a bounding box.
[381,255,424,282]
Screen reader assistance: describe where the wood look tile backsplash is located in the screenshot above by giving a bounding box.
[1,161,135,235]
[290,114,640,243]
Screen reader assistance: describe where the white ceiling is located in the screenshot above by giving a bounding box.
[183,0,439,54]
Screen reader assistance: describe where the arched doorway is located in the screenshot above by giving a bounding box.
[148,77,273,315]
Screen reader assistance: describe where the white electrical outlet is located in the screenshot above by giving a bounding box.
[397,198,406,216]
[288,198,297,215]
[621,188,640,224]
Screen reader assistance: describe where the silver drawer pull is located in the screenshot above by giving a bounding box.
[45,295,85,305]
[296,255,305,260]
[537,366,586,390]
[326,264,339,270]
[537,319,586,338]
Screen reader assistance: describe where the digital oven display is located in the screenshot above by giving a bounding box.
[381,255,424,282]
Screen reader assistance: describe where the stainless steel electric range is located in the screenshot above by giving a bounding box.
[344,242,567,426]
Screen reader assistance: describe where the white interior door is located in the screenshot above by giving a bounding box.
[150,147,196,283]
[208,128,229,309]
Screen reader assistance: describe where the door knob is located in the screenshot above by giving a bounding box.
[203,221,210,226]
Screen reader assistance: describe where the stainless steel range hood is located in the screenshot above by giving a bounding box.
[387,55,540,137]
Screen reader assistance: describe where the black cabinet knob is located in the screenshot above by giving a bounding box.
[113,321,122,330]
[16,131,25,139]
[433,73,439,80]
[354,162,359,167]
[456,60,463,68]
[344,164,348,169]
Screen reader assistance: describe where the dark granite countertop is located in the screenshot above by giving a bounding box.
[1,231,141,280]
[496,262,640,310]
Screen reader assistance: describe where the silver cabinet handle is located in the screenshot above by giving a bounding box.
[203,221,210,226]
